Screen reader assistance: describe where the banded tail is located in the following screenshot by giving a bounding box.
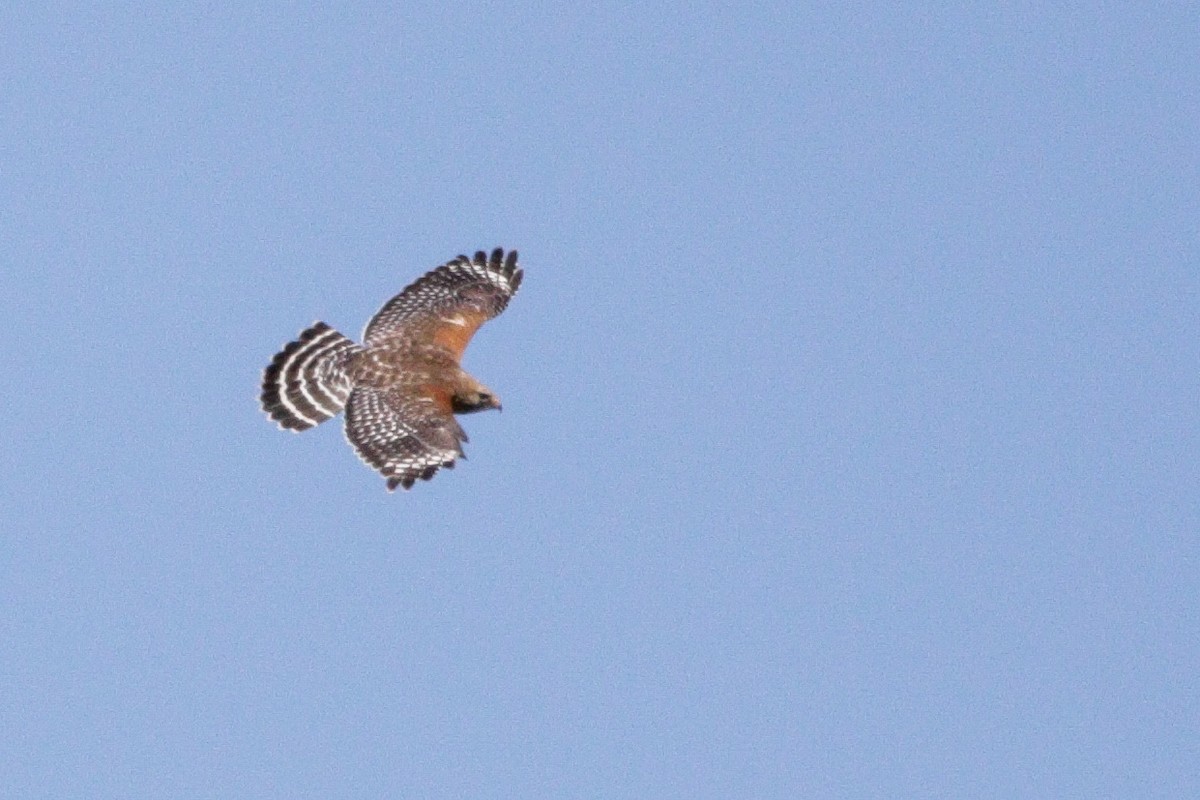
[261,322,359,431]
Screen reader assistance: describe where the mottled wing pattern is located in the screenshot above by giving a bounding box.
[344,386,468,491]
[362,248,523,358]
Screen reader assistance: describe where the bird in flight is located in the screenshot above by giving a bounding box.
[261,248,523,491]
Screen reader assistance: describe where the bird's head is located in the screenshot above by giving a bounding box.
[451,386,502,414]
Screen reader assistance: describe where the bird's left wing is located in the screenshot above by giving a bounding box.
[344,385,470,491]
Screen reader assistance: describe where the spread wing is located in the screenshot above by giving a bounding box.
[344,386,468,491]
[362,248,523,359]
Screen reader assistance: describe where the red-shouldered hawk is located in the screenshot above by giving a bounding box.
[260,248,523,491]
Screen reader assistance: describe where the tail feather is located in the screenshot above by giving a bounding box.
[261,322,359,431]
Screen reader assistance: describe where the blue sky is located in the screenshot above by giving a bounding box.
[2,4,1197,797]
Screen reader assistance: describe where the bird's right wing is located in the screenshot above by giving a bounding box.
[362,248,523,359]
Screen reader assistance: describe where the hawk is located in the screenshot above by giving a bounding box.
[260,248,523,491]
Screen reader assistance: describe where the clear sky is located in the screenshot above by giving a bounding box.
[2,4,1197,798]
